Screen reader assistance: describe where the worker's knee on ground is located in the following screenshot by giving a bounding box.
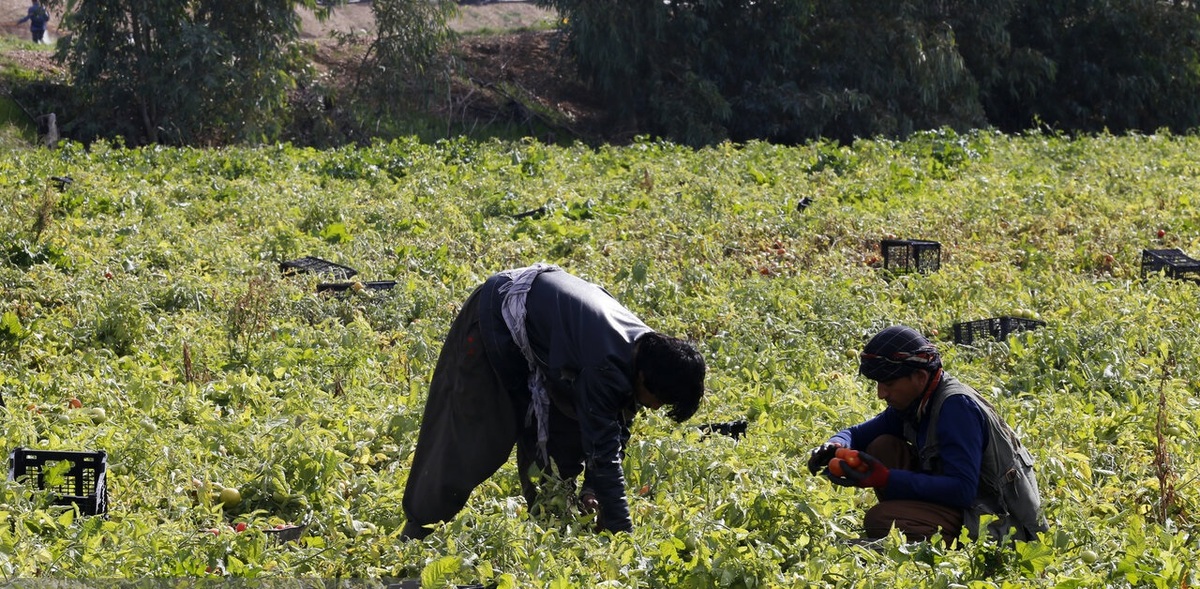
[864,500,962,540]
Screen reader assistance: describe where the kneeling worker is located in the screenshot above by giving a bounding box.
[401,263,706,539]
[807,325,1047,542]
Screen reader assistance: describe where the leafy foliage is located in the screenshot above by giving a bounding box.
[538,0,1200,145]
[49,0,322,145]
[357,0,458,113]
[286,0,460,148]
[989,0,1200,133]
[0,130,1198,585]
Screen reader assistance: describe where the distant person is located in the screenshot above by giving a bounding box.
[400,263,706,539]
[16,0,50,44]
[807,325,1047,542]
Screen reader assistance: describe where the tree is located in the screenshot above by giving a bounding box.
[536,0,1200,145]
[785,0,988,142]
[358,0,458,111]
[537,0,990,145]
[990,0,1200,133]
[51,0,322,145]
[276,0,459,146]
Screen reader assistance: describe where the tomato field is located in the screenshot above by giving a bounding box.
[0,130,1198,586]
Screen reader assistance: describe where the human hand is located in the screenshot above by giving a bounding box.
[806,442,842,475]
[578,490,604,532]
[827,451,890,488]
[579,490,599,514]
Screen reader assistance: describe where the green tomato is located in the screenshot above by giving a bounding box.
[218,487,242,507]
[1081,549,1099,564]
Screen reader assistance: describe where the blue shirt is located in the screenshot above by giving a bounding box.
[19,5,49,31]
[830,390,987,509]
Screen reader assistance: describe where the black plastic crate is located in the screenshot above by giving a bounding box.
[264,523,307,544]
[882,239,941,274]
[953,317,1046,346]
[279,256,358,280]
[8,448,108,515]
[512,206,548,220]
[316,280,397,294]
[50,176,74,191]
[697,420,749,440]
[1141,249,1200,280]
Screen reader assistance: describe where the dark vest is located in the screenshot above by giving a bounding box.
[903,375,1048,541]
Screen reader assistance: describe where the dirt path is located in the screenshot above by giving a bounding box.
[299,1,555,38]
[0,0,555,43]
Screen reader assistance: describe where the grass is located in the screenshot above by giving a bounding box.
[451,4,559,35]
[0,98,36,144]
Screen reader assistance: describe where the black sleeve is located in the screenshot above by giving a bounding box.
[576,366,634,532]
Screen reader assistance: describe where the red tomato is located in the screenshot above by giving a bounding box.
[828,458,846,477]
[835,448,868,472]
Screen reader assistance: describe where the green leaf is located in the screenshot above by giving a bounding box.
[43,459,72,489]
[321,222,352,244]
[1016,541,1056,575]
[56,509,75,527]
[421,555,463,588]
[0,311,24,344]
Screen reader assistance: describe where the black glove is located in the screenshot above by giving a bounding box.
[806,442,842,475]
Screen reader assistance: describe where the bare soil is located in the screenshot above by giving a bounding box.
[298,1,559,39]
[1,1,618,143]
[1,0,556,39]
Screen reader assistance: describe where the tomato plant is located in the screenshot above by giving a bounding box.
[0,130,1197,585]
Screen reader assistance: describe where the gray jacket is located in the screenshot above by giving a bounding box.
[906,377,1048,541]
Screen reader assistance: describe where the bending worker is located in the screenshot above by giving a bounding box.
[401,263,706,539]
[807,325,1047,542]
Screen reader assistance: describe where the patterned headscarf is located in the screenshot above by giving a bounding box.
[858,325,941,382]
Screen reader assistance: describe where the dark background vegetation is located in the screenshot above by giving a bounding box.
[540,0,1200,145]
[3,0,1199,148]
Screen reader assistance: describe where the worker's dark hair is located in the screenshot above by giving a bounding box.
[635,332,705,422]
